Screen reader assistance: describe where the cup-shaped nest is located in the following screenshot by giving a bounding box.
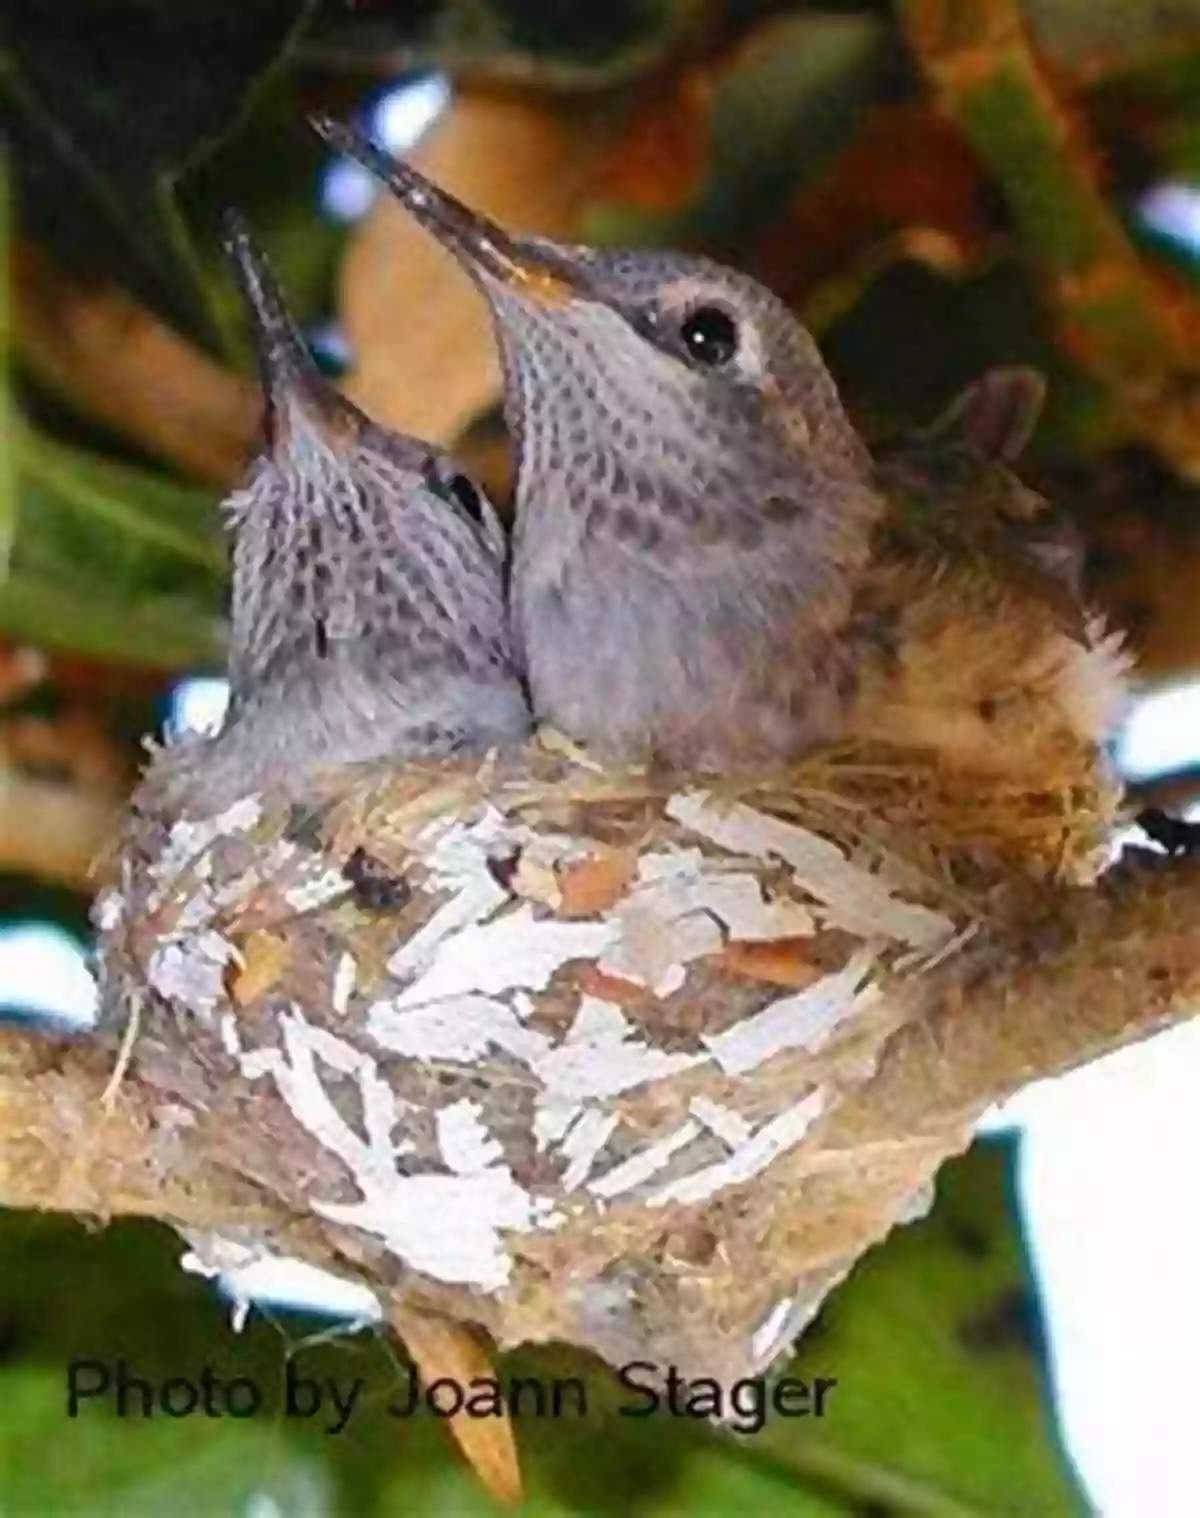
[94,731,1121,1385]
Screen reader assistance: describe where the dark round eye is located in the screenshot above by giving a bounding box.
[445,472,484,524]
[680,305,739,367]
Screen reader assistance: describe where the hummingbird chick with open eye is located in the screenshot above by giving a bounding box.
[160,212,530,813]
[313,118,885,771]
[316,120,1129,784]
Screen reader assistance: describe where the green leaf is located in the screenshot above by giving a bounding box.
[0,424,226,668]
[0,1140,1083,1515]
[305,0,703,89]
[0,149,13,573]
[761,1135,1086,1517]
[0,0,318,339]
[3,1368,333,1517]
[1025,0,1200,77]
[583,13,887,257]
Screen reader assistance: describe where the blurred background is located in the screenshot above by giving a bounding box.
[4,1,1200,1512]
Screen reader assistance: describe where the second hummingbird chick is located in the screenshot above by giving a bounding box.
[167,213,530,811]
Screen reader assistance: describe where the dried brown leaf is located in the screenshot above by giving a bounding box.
[390,1307,523,1507]
[713,938,824,988]
[228,931,291,1005]
[339,90,625,445]
[556,849,638,917]
[13,243,258,485]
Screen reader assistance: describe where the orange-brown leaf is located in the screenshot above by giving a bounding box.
[713,938,824,988]
[597,68,715,212]
[13,243,258,486]
[340,90,626,446]
[557,849,638,917]
[391,1307,522,1507]
[228,931,291,1005]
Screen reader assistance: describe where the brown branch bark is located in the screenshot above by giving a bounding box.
[12,244,259,487]
[0,766,122,888]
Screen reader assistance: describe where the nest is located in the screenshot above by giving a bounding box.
[91,728,1126,1392]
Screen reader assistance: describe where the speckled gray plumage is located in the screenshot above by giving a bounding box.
[310,119,885,769]
[173,214,530,808]
[481,251,883,767]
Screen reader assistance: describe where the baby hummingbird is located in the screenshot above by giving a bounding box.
[163,212,530,811]
[312,117,885,770]
[315,119,1128,785]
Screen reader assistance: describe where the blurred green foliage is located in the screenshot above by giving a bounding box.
[0,1140,1084,1515]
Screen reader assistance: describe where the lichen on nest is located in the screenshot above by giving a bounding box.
[90,727,1125,1386]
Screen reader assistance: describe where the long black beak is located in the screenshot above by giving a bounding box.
[309,115,579,303]
[221,207,361,453]
[221,210,319,394]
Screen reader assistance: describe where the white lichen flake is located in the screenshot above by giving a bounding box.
[648,1090,826,1207]
[437,1100,504,1174]
[703,948,879,1076]
[532,996,703,1102]
[558,1109,621,1192]
[240,1008,533,1290]
[331,953,357,1016]
[367,992,552,1064]
[150,776,955,1296]
[153,795,262,890]
[665,791,954,950]
[283,866,349,912]
[147,931,238,1018]
[388,905,617,1008]
[588,1121,703,1200]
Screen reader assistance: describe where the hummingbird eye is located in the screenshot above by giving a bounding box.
[679,304,740,367]
[424,457,486,525]
[445,472,484,524]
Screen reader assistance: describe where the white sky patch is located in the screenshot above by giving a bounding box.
[704,948,878,1076]
[372,73,452,153]
[0,923,97,1025]
[219,1254,382,1323]
[665,792,954,950]
[168,677,230,738]
[180,1231,264,1279]
[1139,181,1200,254]
[1115,677,1200,779]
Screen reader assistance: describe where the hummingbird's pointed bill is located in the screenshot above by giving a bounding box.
[308,115,578,303]
[220,207,359,449]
